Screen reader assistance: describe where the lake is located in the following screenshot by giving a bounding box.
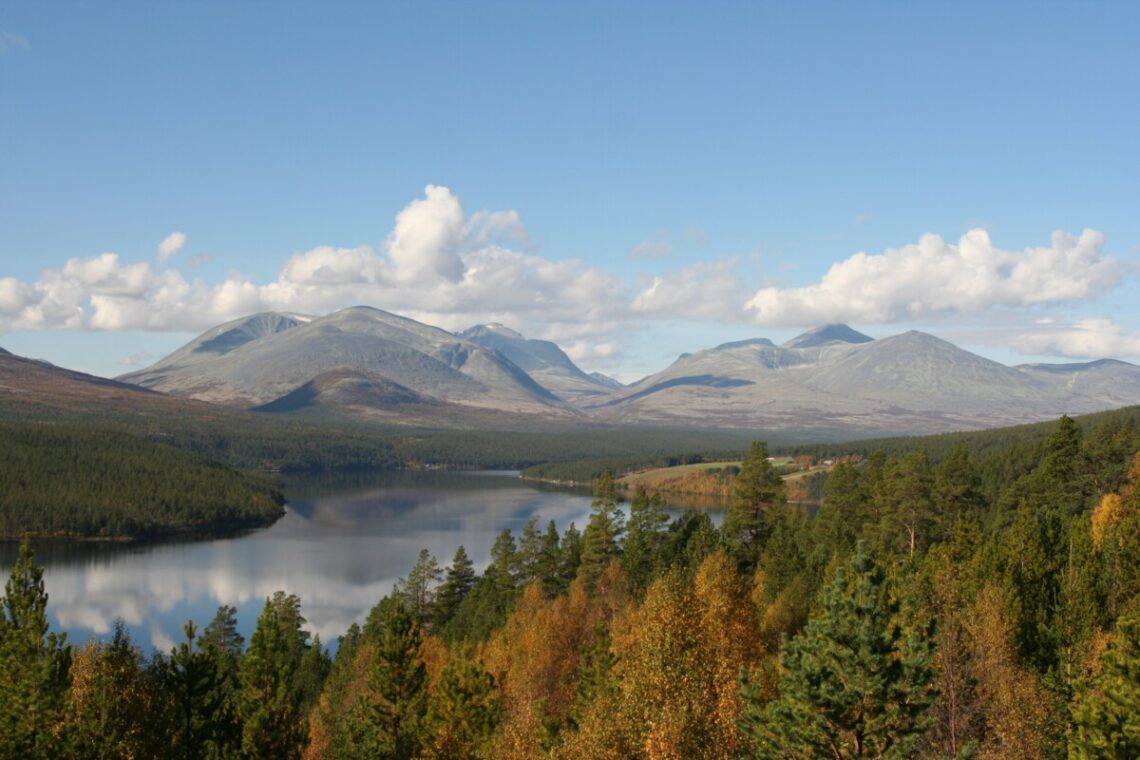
[0,471,718,653]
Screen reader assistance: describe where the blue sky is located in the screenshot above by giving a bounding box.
[2,1,1138,381]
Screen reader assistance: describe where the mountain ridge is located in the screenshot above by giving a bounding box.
[107,307,1140,436]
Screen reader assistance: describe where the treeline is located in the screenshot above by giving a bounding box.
[3,385,764,474]
[394,427,758,471]
[520,450,736,483]
[0,422,284,538]
[4,414,1140,757]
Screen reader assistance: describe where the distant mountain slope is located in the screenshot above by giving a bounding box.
[120,306,576,419]
[589,372,624,389]
[1,347,164,409]
[803,331,1055,406]
[1017,358,1140,408]
[107,310,1140,437]
[458,323,613,402]
[590,326,1140,434]
[783,323,873,349]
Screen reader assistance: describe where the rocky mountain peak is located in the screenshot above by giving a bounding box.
[783,324,874,349]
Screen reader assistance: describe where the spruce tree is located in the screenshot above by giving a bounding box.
[741,543,935,759]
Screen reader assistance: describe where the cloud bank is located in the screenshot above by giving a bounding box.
[746,229,1118,326]
[0,185,1133,364]
[1010,319,1140,360]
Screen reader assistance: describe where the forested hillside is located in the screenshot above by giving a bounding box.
[3,414,1140,757]
[0,422,284,538]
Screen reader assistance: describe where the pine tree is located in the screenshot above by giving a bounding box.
[434,545,477,630]
[422,656,500,759]
[812,461,866,566]
[518,516,544,584]
[0,539,69,759]
[757,503,810,603]
[741,543,935,759]
[197,605,244,757]
[397,548,442,628]
[722,442,785,573]
[557,522,583,591]
[875,451,936,559]
[623,484,669,592]
[1069,603,1140,759]
[346,602,427,760]
[536,520,563,597]
[168,621,217,760]
[237,591,311,760]
[933,445,986,536]
[577,470,625,590]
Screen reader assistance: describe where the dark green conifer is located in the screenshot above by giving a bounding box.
[0,539,69,759]
[537,520,563,597]
[398,549,442,628]
[623,485,669,592]
[741,543,935,759]
[722,442,785,573]
[237,591,311,760]
[1069,602,1140,759]
[557,522,583,590]
[577,470,625,590]
[433,545,477,630]
[422,656,500,759]
[345,602,427,760]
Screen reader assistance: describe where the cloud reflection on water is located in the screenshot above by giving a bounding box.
[2,473,596,651]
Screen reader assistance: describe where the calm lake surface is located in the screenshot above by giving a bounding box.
[0,471,718,653]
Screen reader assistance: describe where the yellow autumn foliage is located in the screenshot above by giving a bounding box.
[561,551,761,760]
[967,584,1053,760]
[1091,493,1124,550]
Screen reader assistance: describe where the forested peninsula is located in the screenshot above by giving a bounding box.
[0,422,284,539]
[3,411,1140,757]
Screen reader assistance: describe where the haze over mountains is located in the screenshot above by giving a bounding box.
[91,305,1140,437]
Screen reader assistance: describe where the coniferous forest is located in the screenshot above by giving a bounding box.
[2,414,1140,758]
[0,422,285,538]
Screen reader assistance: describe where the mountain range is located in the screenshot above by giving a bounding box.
[102,306,1140,437]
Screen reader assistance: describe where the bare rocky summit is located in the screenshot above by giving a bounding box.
[112,311,1140,436]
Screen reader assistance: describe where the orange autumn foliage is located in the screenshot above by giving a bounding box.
[561,551,761,760]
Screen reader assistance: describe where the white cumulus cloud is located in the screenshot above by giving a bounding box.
[385,184,467,283]
[746,228,1118,326]
[1,185,1129,371]
[632,258,749,321]
[0,187,631,356]
[1010,318,1140,360]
